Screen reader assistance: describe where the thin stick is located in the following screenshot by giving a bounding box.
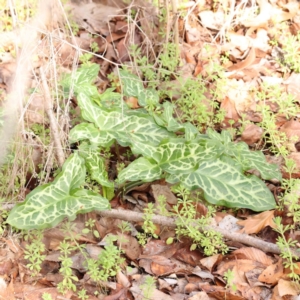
[39,67,65,167]
[170,0,179,48]
[98,208,300,258]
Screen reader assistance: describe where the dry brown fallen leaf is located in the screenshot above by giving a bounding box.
[258,258,284,284]
[232,247,273,266]
[279,120,300,152]
[241,123,263,145]
[227,47,256,72]
[237,210,276,234]
[277,279,300,298]
[200,254,222,273]
[220,96,239,124]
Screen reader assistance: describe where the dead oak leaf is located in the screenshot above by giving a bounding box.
[237,211,276,234]
[258,258,284,284]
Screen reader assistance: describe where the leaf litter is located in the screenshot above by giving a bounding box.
[1,0,300,299]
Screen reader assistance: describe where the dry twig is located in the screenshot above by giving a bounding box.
[98,208,300,258]
[39,67,65,167]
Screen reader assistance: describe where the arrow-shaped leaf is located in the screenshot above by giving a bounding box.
[70,92,175,147]
[171,159,276,212]
[118,157,162,183]
[118,139,221,183]
[7,153,110,230]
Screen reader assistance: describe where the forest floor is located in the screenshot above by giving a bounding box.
[1,0,300,299]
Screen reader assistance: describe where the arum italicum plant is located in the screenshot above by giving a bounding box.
[7,63,282,230]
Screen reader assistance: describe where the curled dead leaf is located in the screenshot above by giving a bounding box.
[227,48,256,72]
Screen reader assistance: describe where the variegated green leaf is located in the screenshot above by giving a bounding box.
[130,140,157,156]
[73,64,100,86]
[98,88,124,109]
[119,69,144,99]
[231,143,282,181]
[139,88,160,107]
[118,157,162,183]
[72,92,175,147]
[85,152,114,188]
[153,139,221,174]
[7,153,110,230]
[184,123,203,141]
[207,128,232,144]
[153,102,184,132]
[206,129,282,181]
[60,64,100,96]
[171,159,276,211]
[119,70,160,108]
[118,139,221,183]
[70,122,114,147]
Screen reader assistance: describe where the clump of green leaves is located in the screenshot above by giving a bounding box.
[42,293,53,300]
[7,62,282,231]
[279,178,300,224]
[82,218,100,239]
[31,123,51,145]
[0,150,23,200]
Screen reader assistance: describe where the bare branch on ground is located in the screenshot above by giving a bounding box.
[98,208,300,258]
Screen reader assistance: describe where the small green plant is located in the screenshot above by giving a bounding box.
[172,185,228,256]
[224,269,237,292]
[87,234,125,282]
[257,103,289,157]
[42,293,53,300]
[23,230,46,276]
[278,159,300,222]
[78,289,89,300]
[90,41,99,53]
[279,178,300,224]
[176,76,224,130]
[274,217,300,280]
[137,202,158,246]
[279,31,300,73]
[57,240,79,293]
[0,150,22,198]
[68,20,80,36]
[79,53,94,65]
[257,82,299,121]
[156,194,169,216]
[82,218,100,239]
[31,123,51,145]
[0,208,8,235]
[140,276,156,299]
